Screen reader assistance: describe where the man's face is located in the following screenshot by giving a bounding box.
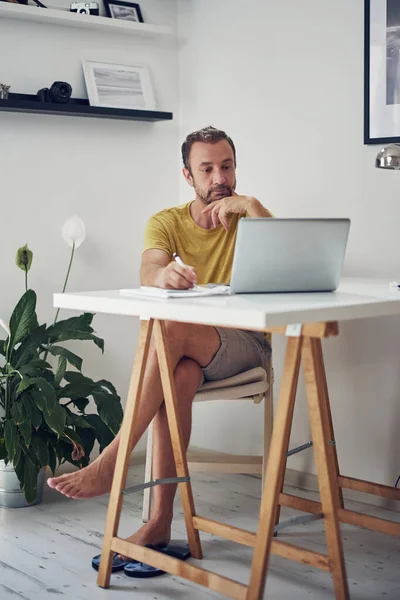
[184,140,236,204]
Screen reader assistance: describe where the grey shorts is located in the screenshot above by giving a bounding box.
[201,328,271,385]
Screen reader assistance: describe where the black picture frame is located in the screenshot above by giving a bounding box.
[364,0,400,144]
[103,0,144,23]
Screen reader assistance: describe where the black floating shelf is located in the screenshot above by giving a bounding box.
[0,93,173,122]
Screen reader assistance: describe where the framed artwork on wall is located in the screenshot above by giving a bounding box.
[103,0,144,22]
[82,60,156,111]
[365,0,400,144]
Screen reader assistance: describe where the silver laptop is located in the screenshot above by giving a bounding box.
[230,218,350,293]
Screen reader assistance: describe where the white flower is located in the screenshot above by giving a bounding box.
[62,215,86,248]
[0,319,10,337]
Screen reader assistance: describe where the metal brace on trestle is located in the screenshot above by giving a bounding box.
[286,441,313,457]
[122,476,190,496]
[286,440,335,457]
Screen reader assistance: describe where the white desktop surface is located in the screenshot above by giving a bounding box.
[53,278,400,329]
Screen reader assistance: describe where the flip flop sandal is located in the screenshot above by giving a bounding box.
[91,552,130,573]
[91,543,161,574]
[123,541,191,579]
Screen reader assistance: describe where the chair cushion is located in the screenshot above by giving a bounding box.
[194,367,269,403]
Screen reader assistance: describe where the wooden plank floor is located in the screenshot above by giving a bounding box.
[0,464,399,599]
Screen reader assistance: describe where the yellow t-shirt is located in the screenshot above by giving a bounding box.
[143,201,271,285]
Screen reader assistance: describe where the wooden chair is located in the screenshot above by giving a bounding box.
[142,358,274,522]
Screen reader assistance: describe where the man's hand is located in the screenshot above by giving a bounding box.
[156,261,197,289]
[201,192,272,231]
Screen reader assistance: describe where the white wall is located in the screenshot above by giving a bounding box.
[178,0,400,487]
[0,0,179,451]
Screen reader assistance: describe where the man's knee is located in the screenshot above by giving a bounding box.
[174,358,202,390]
[155,321,220,367]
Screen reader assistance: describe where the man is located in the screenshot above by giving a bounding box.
[48,126,273,553]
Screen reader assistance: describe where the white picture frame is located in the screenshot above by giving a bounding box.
[82,60,156,111]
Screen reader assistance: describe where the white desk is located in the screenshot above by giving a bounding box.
[54,278,400,600]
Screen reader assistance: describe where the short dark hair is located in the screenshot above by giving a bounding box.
[181,126,236,173]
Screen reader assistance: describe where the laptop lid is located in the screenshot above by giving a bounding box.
[230,218,350,293]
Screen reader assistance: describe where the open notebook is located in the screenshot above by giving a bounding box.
[120,284,231,299]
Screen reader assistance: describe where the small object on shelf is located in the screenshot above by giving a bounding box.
[0,83,10,99]
[37,81,72,103]
[104,0,143,22]
[70,1,99,15]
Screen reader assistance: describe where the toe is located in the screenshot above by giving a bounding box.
[55,477,74,493]
[48,474,69,489]
[60,483,76,497]
[47,477,59,489]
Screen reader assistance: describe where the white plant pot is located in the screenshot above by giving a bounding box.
[0,459,45,508]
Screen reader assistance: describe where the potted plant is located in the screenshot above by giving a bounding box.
[0,216,123,507]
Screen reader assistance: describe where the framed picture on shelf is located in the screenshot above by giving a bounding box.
[103,0,143,22]
[364,0,400,144]
[82,60,156,111]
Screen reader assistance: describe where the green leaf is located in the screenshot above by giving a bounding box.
[18,357,51,377]
[58,375,97,400]
[11,400,24,424]
[71,397,90,413]
[22,454,39,504]
[0,340,5,357]
[86,414,114,453]
[45,313,94,341]
[47,330,104,353]
[93,392,123,436]
[16,376,33,395]
[65,408,95,429]
[90,335,104,353]
[9,290,38,352]
[63,371,94,385]
[47,441,57,474]
[12,325,47,369]
[77,427,96,457]
[19,421,32,447]
[43,403,66,436]
[47,345,83,371]
[98,379,117,395]
[54,357,67,386]
[61,428,82,446]
[31,433,49,467]
[22,393,42,429]
[30,388,46,412]
[0,438,7,460]
[4,420,18,460]
[31,377,58,414]
[14,444,22,469]
[14,451,25,487]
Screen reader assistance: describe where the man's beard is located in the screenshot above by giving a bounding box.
[194,179,236,205]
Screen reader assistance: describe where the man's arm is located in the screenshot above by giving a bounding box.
[246,198,273,218]
[140,249,197,289]
[201,193,273,230]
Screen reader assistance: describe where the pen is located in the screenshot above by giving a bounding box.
[173,253,199,288]
[173,252,185,267]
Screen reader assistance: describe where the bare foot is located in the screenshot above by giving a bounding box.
[47,456,114,499]
[119,517,172,560]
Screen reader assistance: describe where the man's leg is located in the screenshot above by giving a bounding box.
[120,357,203,551]
[47,322,219,499]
